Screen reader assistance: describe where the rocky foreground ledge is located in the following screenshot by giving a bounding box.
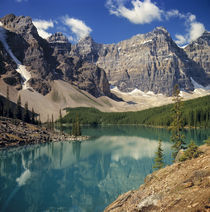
[0,116,89,148]
[105,145,210,212]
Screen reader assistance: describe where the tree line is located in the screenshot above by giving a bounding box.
[0,86,41,125]
[61,95,210,128]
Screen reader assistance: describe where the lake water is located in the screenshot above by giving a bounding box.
[0,126,209,212]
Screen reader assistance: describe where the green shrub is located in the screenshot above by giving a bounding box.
[204,137,210,146]
[179,140,202,161]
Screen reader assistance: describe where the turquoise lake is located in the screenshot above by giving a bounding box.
[0,126,209,212]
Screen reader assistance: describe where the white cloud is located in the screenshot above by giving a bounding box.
[33,19,54,39]
[189,14,196,22]
[174,14,205,46]
[106,0,162,24]
[106,0,206,46]
[15,0,28,2]
[189,22,205,42]
[62,15,92,41]
[175,34,187,45]
[165,9,186,20]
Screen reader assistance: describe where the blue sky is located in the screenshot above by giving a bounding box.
[1,0,210,45]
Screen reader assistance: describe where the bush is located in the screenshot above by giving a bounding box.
[204,137,210,146]
[179,140,202,161]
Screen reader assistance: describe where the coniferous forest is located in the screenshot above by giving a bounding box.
[61,95,210,128]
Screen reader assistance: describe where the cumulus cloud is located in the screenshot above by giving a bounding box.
[106,0,162,24]
[106,0,205,46]
[189,22,205,41]
[174,14,205,46]
[175,34,187,46]
[33,19,54,39]
[165,9,186,20]
[62,15,92,41]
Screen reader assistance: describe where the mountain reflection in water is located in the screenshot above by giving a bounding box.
[0,126,209,212]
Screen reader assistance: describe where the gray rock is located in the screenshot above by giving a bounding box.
[71,27,209,95]
[184,31,210,76]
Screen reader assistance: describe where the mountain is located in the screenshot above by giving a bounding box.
[0,14,210,121]
[0,14,111,97]
[184,31,210,75]
[71,27,210,95]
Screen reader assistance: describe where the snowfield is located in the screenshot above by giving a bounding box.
[0,25,31,90]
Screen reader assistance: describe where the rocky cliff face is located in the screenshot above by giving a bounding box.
[105,144,210,212]
[1,14,209,98]
[71,27,210,96]
[184,31,210,75]
[48,32,111,97]
[0,14,111,97]
[47,32,71,55]
[0,14,56,95]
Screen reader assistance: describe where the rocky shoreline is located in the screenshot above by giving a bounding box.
[105,144,210,212]
[0,116,89,149]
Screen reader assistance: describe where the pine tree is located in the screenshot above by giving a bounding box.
[59,109,63,132]
[51,114,54,131]
[153,140,164,170]
[23,102,30,123]
[5,86,10,117]
[72,115,81,136]
[31,108,35,124]
[179,140,201,161]
[16,95,22,120]
[170,84,186,159]
[38,114,42,126]
[76,115,81,136]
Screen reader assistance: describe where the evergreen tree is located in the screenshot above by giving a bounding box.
[31,108,35,124]
[38,114,42,126]
[0,98,3,116]
[170,84,186,159]
[47,114,50,129]
[179,140,201,161]
[16,95,22,120]
[51,114,54,131]
[59,109,63,132]
[23,102,30,123]
[5,86,10,117]
[76,115,81,136]
[153,140,164,170]
[72,114,81,136]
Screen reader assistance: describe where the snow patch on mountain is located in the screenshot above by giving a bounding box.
[191,77,210,90]
[0,26,31,90]
[111,86,163,97]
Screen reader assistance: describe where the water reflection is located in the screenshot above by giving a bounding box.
[0,126,209,212]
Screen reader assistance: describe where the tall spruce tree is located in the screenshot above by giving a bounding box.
[16,95,22,120]
[31,108,35,124]
[5,86,10,117]
[153,140,164,170]
[59,109,63,132]
[170,84,186,159]
[23,102,30,123]
[72,114,81,136]
[51,114,54,131]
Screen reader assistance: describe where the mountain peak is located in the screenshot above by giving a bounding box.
[0,14,37,40]
[47,32,70,44]
[78,35,94,44]
[153,26,170,36]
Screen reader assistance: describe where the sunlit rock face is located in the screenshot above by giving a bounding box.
[72,27,209,96]
[184,31,210,75]
[0,14,112,97]
[0,14,55,95]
